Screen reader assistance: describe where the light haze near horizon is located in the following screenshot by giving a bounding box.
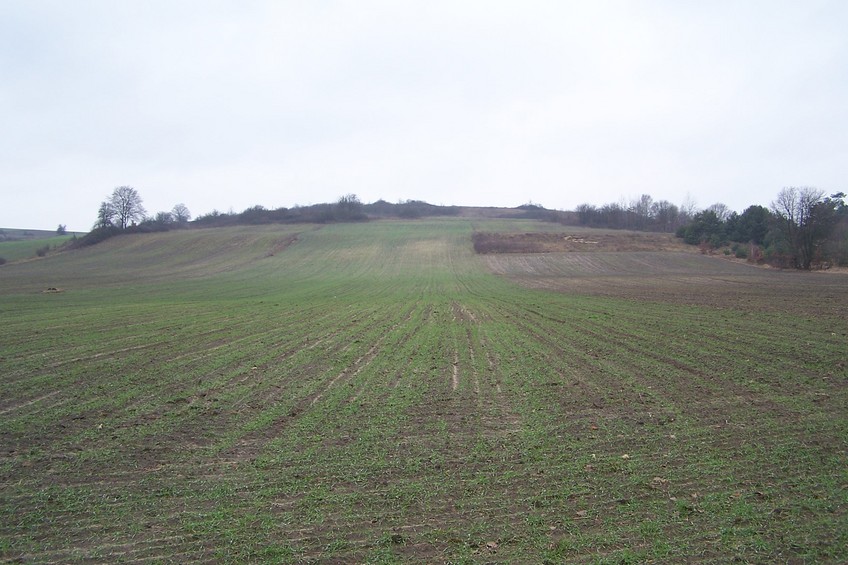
[2,1,846,231]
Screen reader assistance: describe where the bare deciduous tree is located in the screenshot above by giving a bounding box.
[172,203,191,224]
[102,186,147,229]
[335,194,365,221]
[676,194,697,225]
[706,202,732,222]
[630,194,654,218]
[651,200,681,232]
[154,211,174,225]
[95,201,115,229]
[771,186,826,269]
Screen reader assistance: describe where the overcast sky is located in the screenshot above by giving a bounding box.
[2,1,846,231]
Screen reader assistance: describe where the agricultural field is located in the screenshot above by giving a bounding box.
[0,234,79,264]
[1,219,846,563]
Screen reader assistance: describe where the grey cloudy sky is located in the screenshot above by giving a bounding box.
[2,1,846,231]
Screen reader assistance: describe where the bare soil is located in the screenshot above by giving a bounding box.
[478,231,848,319]
[473,230,690,253]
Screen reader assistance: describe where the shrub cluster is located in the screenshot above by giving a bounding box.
[193,197,461,227]
[674,190,847,269]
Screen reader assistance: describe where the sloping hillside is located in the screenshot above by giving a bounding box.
[0,225,304,294]
[1,219,846,563]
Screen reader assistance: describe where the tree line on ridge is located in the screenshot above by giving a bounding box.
[68,185,848,271]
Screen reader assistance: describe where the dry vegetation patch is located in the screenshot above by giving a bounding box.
[265,233,299,257]
[473,230,690,253]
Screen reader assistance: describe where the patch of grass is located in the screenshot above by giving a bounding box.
[0,234,76,262]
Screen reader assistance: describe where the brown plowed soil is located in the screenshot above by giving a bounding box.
[473,230,690,253]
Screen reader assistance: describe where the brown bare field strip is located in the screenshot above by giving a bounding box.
[484,249,848,319]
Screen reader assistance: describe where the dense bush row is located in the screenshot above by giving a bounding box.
[193,196,460,227]
[68,190,463,250]
[574,194,695,232]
